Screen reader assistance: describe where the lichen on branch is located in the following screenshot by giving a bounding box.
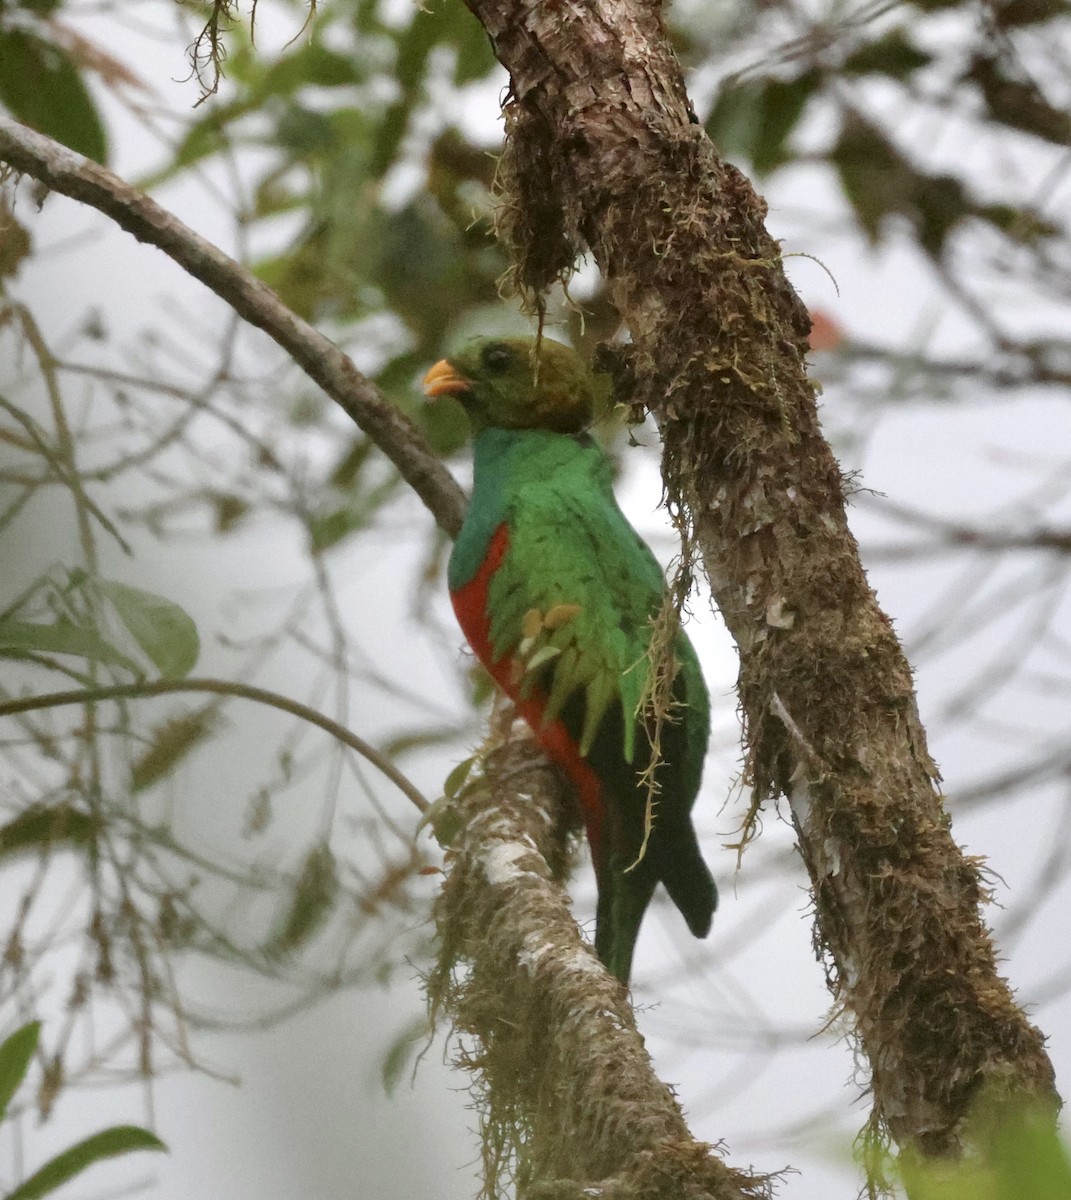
[429,723,773,1200]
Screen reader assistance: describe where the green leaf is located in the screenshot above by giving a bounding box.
[829,113,912,243]
[0,619,139,673]
[913,173,970,256]
[5,1125,166,1200]
[262,845,339,960]
[705,81,762,159]
[900,1153,996,1199]
[421,754,481,844]
[752,72,821,174]
[0,1022,40,1123]
[211,492,251,533]
[369,99,412,180]
[15,0,65,14]
[172,106,244,167]
[0,29,108,163]
[0,805,100,861]
[308,503,371,553]
[260,42,365,94]
[308,473,400,554]
[381,1017,429,1096]
[439,0,497,85]
[704,71,819,175]
[130,710,216,792]
[469,665,496,707]
[99,582,200,679]
[992,1110,1071,1198]
[443,754,477,799]
[420,794,463,847]
[0,199,32,280]
[251,177,308,220]
[328,437,374,489]
[977,202,1058,243]
[896,1094,1071,1200]
[990,0,1069,25]
[276,104,338,155]
[394,7,439,92]
[964,53,1071,145]
[841,30,931,78]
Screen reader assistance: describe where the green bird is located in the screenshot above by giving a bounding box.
[425,336,716,983]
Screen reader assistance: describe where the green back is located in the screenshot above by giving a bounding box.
[450,427,709,789]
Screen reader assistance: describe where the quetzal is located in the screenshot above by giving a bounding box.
[424,336,716,984]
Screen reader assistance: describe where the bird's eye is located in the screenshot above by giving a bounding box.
[481,344,513,374]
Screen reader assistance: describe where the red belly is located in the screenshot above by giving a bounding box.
[450,522,605,852]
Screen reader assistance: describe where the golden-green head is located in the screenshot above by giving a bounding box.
[423,337,595,434]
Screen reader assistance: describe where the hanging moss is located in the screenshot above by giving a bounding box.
[429,726,774,1200]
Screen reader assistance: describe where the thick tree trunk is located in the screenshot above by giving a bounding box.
[463,0,1058,1157]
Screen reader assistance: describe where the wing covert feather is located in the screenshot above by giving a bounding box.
[486,473,668,760]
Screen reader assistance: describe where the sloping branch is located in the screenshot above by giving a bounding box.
[0,115,466,539]
[431,726,773,1200]
[462,0,1059,1159]
[0,679,429,813]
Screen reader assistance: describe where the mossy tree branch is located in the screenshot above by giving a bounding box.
[461,0,1059,1159]
[431,725,773,1200]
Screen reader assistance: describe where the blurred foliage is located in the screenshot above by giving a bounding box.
[0,568,198,681]
[141,0,508,427]
[703,7,1068,257]
[888,1095,1071,1199]
[0,25,108,163]
[0,1022,166,1200]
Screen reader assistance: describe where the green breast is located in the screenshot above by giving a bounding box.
[448,428,612,592]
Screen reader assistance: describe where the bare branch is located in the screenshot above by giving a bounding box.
[0,115,466,539]
[857,493,1071,560]
[0,678,429,813]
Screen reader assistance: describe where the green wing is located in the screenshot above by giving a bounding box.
[485,450,674,760]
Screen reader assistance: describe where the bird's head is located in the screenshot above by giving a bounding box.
[423,337,595,434]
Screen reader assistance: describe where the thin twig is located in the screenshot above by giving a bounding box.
[0,678,430,813]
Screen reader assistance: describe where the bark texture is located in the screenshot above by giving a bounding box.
[430,725,773,1200]
[463,0,1058,1157]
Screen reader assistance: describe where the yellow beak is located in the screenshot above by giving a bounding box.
[422,359,471,398]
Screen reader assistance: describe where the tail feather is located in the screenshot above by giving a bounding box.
[657,826,717,938]
[595,864,658,984]
[558,675,716,985]
[595,840,715,983]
